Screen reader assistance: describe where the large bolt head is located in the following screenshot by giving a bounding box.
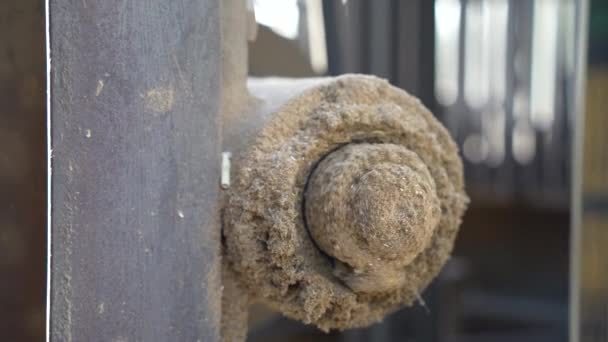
[305,143,441,293]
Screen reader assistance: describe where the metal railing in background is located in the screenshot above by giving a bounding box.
[324,0,584,209]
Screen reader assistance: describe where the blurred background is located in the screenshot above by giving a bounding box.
[248,0,604,341]
[0,1,46,341]
[0,0,606,340]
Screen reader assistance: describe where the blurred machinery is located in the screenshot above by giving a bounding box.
[246,0,597,341]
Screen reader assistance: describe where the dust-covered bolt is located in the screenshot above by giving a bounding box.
[225,75,468,330]
[304,143,441,293]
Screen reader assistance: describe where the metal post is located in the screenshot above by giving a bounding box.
[47,1,223,340]
[569,1,599,342]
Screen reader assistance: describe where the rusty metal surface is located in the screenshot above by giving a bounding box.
[48,1,222,340]
[0,1,46,341]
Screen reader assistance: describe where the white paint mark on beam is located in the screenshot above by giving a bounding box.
[221,152,232,189]
[95,79,104,96]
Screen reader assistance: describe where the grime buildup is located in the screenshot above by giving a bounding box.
[223,75,468,334]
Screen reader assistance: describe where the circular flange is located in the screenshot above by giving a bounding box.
[224,75,468,331]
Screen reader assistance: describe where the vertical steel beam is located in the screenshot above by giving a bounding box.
[47,1,222,340]
[570,1,597,342]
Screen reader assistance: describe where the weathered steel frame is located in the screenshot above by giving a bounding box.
[47,1,223,340]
